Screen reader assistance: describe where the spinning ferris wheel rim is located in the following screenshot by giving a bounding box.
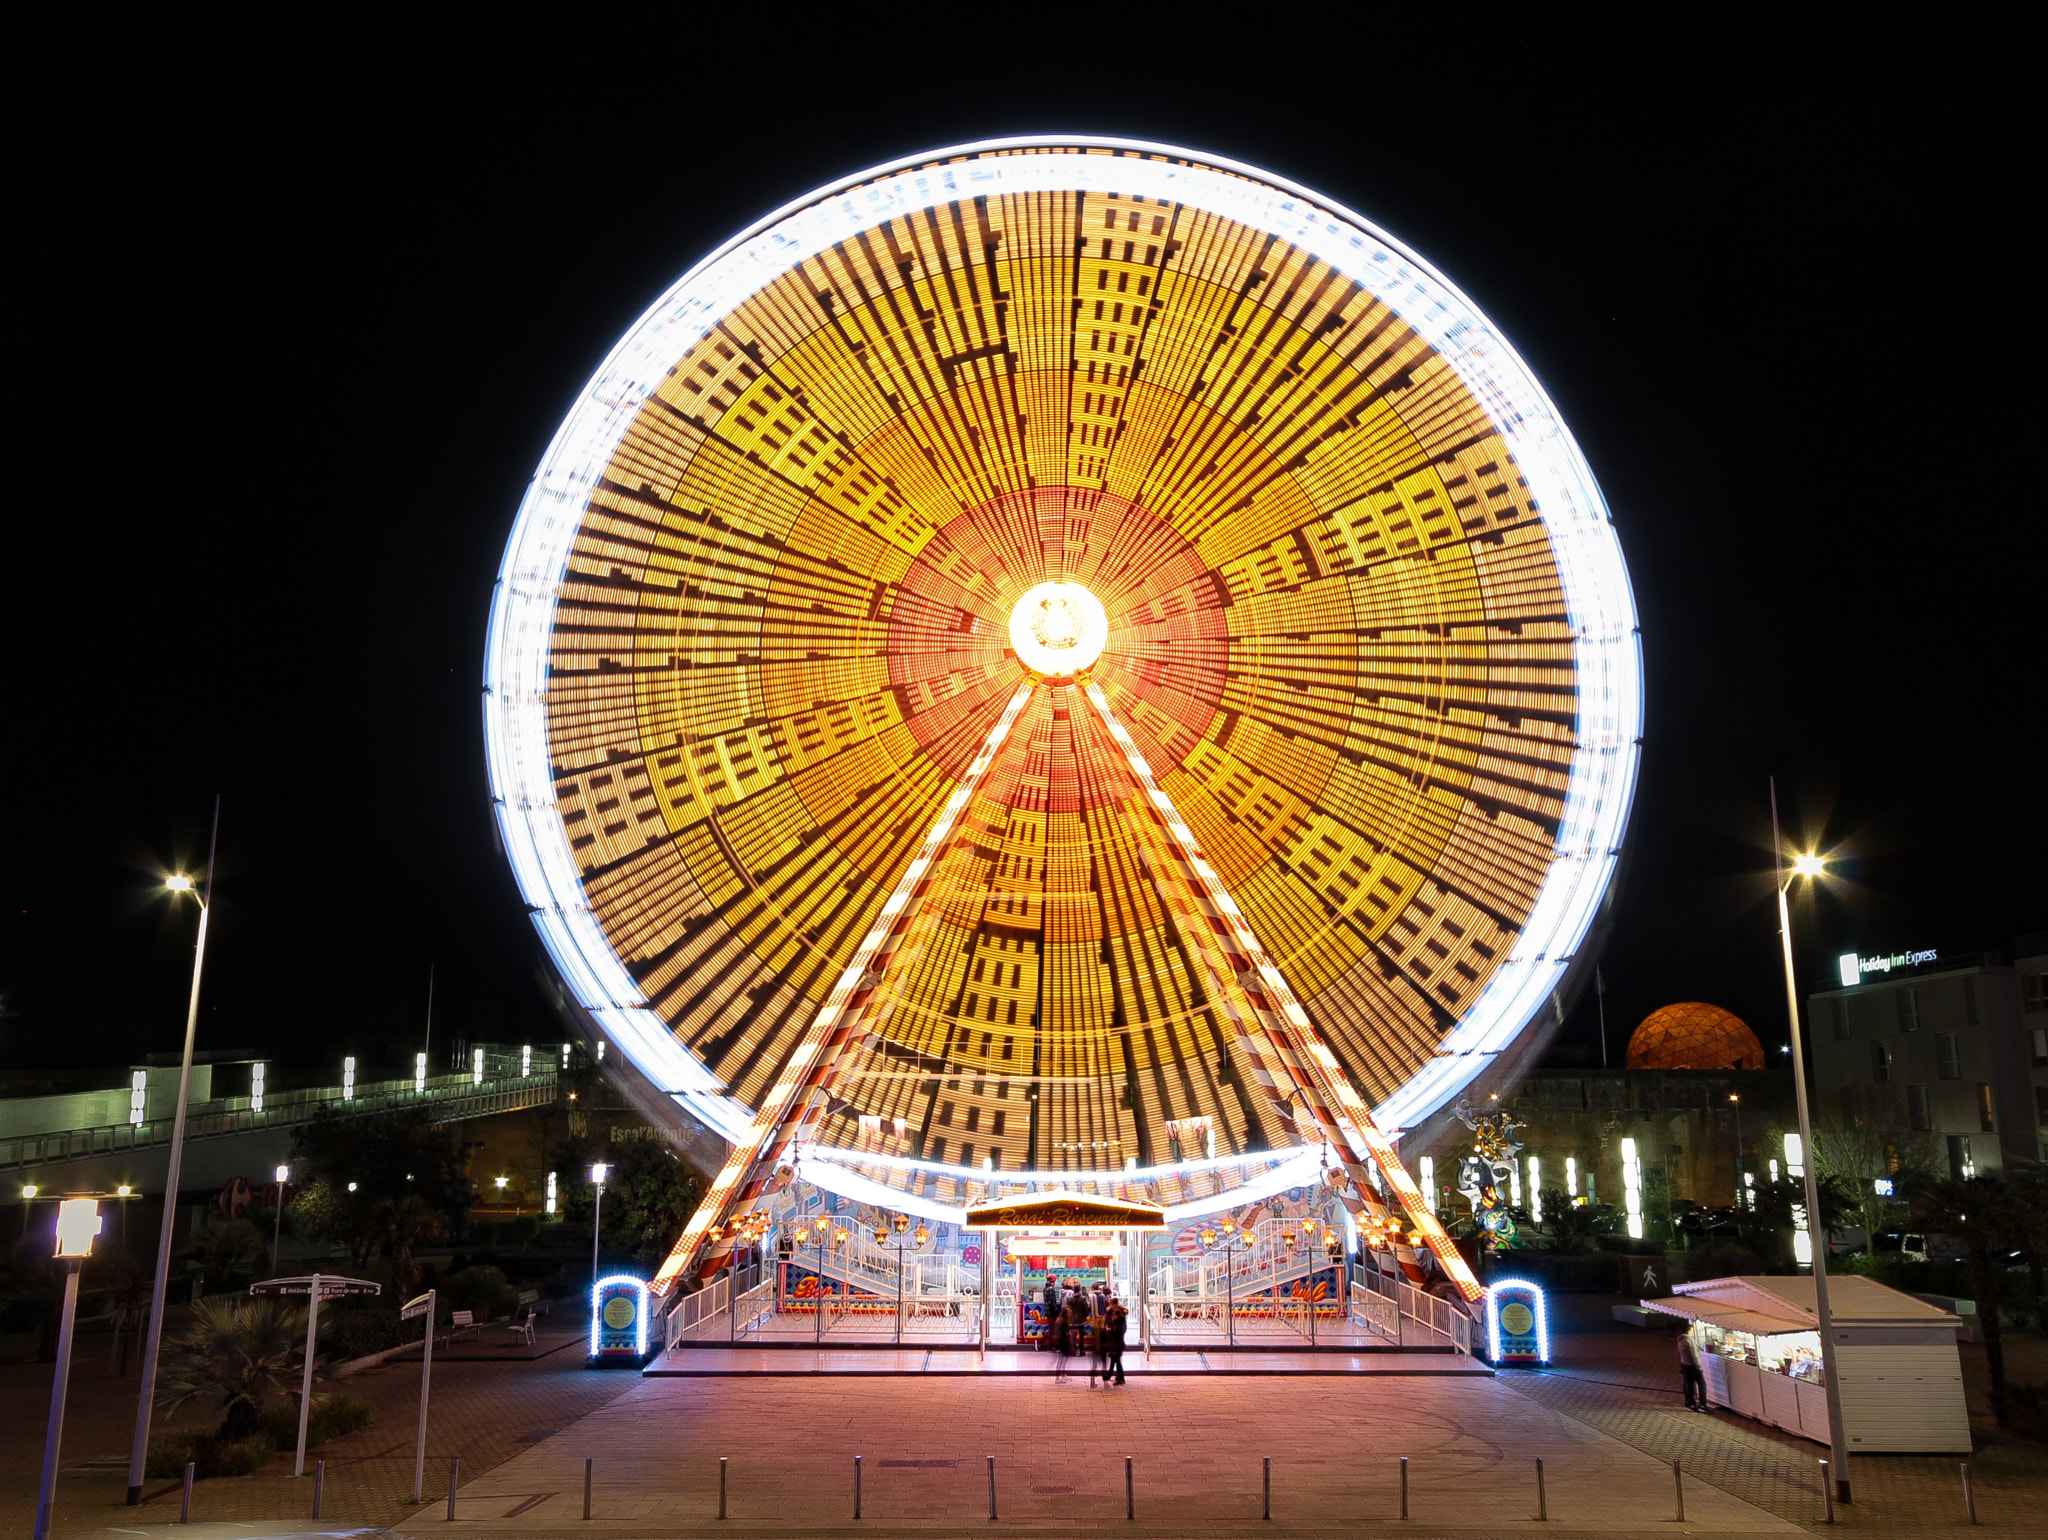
[482,136,1643,1163]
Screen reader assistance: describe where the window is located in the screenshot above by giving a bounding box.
[1937,1032,1963,1080]
[1908,1084,1931,1131]
[1947,1134,1975,1180]
[1833,997,1852,1039]
[2034,1027,2048,1069]
[1978,1084,1997,1133]
[1871,1040,1892,1083]
[1963,981,1979,1026]
[2024,973,2047,1012]
[1896,988,1919,1032]
[2037,1086,2048,1127]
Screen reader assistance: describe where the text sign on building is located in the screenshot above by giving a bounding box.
[1839,949,1937,986]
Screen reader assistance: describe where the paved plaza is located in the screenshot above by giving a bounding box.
[7,1299,2043,1540]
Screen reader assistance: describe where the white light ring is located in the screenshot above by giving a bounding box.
[483,137,1641,1155]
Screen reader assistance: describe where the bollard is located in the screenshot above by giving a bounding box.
[1819,1460,1834,1524]
[987,1454,998,1521]
[1535,1457,1546,1521]
[854,1454,863,1520]
[1400,1456,1409,1521]
[719,1456,728,1520]
[447,1456,460,1522]
[1263,1455,1271,1521]
[1126,1454,1134,1521]
[584,1456,593,1521]
[181,1460,194,1523]
[313,1459,325,1519]
[1672,1459,1684,1523]
[1961,1461,1977,1525]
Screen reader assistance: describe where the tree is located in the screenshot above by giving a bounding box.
[558,1138,705,1268]
[1809,1091,1938,1253]
[181,1219,263,1296]
[157,1295,315,1443]
[1538,1190,1604,1254]
[1903,1172,2021,1425]
[1746,1172,1856,1272]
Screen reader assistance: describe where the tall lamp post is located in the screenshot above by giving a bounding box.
[269,1165,290,1273]
[1771,781,1850,1505]
[36,1199,101,1540]
[872,1212,934,1345]
[590,1164,608,1286]
[127,800,219,1507]
[792,1218,849,1342]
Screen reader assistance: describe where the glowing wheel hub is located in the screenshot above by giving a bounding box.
[1009,581,1107,675]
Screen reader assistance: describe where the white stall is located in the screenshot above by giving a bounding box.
[1646,1275,1969,1454]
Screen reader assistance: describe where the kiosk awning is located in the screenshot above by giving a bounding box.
[964,1192,1167,1230]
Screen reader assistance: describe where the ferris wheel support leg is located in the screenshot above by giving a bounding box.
[651,684,1037,1297]
[1081,682,1482,1304]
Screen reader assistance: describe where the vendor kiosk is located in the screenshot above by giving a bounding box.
[1646,1274,1968,1453]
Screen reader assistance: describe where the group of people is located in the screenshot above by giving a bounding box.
[1040,1275,1128,1386]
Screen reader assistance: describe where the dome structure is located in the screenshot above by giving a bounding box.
[480,139,1642,1288]
[1626,1003,1764,1071]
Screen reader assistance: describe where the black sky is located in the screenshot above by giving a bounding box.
[6,18,2038,1078]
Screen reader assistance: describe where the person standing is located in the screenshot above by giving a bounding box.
[1051,1292,1075,1382]
[1676,1330,1708,1411]
[1042,1274,1061,1340]
[1101,1294,1128,1386]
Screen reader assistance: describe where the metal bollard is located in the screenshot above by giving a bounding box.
[1672,1459,1684,1523]
[719,1456,728,1520]
[181,1460,194,1523]
[584,1456,593,1521]
[1535,1457,1546,1521]
[1126,1454,1134,1521]
[988,1454,998,1521]
[854,1454,863,1520]
[313,1459,325,1519]
[1961,1461,1977,1525]
[1263,1455,1271,1521]
[1400,1456,1409,1520]
[1819,1460,1834,1524]
[447,1456,460,1522]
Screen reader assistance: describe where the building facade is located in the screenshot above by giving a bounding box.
[1808,934,2045,1179]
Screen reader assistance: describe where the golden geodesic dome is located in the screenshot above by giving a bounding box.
[1625,1002,1763,1071]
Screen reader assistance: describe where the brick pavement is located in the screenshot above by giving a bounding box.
[1500,1293,2048,1539]
[0,1319,641,1536]
[392,1368,1798,1536]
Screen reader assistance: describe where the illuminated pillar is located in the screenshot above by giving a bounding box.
[342,1056,356,1101]
[521,1044,532,1078]
[1621,1138,1644,1239]
[1565,1155,1578,1199]
[414,1052,427,1095]
[546,1172,558,1216]
[1785,1133,1811,1265]
[250,1062,266,1113]
[1418,1156,1436,1215]
[472,1047,485,1086]
[1528,1157,1542,1223]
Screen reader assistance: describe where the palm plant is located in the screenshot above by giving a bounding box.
[1902,1172,2016,1424]
[157,1295,316,1442]
[181,1218,263,1297]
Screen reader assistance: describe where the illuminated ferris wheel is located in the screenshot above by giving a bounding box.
[482,140,1641,1299]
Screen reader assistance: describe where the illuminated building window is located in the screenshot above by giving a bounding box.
[1978,1084,1997,1133]
[1937,1033,1962,1080]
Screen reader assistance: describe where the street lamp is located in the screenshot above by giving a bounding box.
[1200,1215,1258,1349]
[792,1218,851,1343]
[590,1164,608,1285]
[36,1198,101,1539]
[128,803,219,1507]
[1771,783,1850,1506]
[872,1211,935,1345]
[1729,1094,1745,1206]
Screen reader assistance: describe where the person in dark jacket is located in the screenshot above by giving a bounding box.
[1100,1296,1129,1385]
[1042,1275,1061,1337]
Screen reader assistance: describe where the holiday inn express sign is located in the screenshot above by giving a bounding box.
[1838,949,1938,986]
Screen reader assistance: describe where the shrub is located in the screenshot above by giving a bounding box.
[145,1432,273,1479]
[261,1392,374,1450]
[441,1264,519,1323]
[324,1307,406,1361]
[145,1435,201,1479]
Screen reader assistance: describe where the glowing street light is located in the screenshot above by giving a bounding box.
[590,1164,609,1285]
[1771,784,1850,1506]
[270,1165,290,1272]
[36,1199,101,1539]
[128,802,219,1508]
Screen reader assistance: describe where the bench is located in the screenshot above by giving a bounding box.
[517,1288,550,1317]
[445,1309,479,1344]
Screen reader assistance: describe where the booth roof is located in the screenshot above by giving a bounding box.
[1666,1274,1962,1328]
[963,1191,1167,1229]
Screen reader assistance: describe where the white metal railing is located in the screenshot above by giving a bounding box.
[1352,1289,1399,1339]
[666,1274,731,1347]
[1396,1280,1474,1355]
[731,1277,775,1337]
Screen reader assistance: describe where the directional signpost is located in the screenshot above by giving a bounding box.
[250,1275,380,1476]
[402,1288,437,1503]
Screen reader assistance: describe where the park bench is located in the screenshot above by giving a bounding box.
[445,1309,479,1344]
[505,1299,538,1345]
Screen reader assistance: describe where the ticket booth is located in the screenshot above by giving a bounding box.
[963,1192,1167,1355]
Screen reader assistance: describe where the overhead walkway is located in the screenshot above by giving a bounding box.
[0,1064,560,1196]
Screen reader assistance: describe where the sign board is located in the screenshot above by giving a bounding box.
[249,1275,381,1300]
[1839,949,1937,986]
[590,1275,650,1363]
[400,1292,435,1321]
[1623,1255,1671,1298]
[1004,1234,1118,1258]
[1483,1279,1548,1366]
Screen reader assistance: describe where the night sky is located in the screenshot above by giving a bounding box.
[6,20,2034,1081]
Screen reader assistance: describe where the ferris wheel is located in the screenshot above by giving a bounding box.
[482,139,1640,1297]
